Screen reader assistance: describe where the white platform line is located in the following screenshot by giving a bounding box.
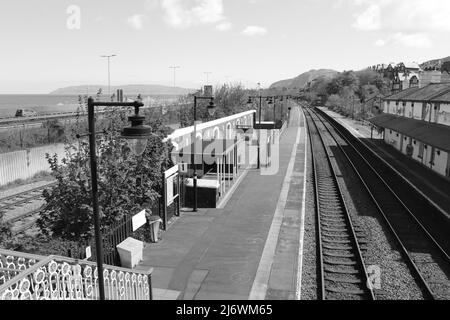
[248,107,301,300]
[295,107,308,300]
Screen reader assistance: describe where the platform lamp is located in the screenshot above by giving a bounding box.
[86,97,153,300]
[267,97,275,128]
[247,96,262,169]
[192,94,216,212]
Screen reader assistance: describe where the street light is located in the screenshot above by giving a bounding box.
[86,97,153,300]
[192,92,216,212]
[100,54,116,97]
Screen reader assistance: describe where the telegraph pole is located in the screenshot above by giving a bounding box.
[204,72,212,85]
[169,66,180,87]
[101,54,116,97]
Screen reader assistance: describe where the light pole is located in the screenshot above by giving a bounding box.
[192,93,216,212]
[101,54,116,97]
[204,72,212,85]
[169,66,180,88]
[86,97,153,300]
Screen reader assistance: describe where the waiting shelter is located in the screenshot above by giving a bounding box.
[171,139,240,208]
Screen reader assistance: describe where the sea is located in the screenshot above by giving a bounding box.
[0,94,180,118]
[0,95,83,118]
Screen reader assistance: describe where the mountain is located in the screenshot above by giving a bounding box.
[270,69,338,89]
[49,84,197,96]
[420,56,450,71]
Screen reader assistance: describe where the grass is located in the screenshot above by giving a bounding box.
[0,170,54,192]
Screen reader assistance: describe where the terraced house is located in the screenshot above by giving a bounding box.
[370,82,450,178]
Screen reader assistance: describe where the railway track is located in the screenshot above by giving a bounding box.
[0,182,55,213]
[309,107,450,300]
[304,107,375,300]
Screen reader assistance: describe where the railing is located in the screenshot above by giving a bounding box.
[0,249,153,300]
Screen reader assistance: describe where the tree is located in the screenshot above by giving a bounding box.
[37,102,173,242]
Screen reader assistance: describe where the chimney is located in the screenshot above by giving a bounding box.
[419,70,442,88]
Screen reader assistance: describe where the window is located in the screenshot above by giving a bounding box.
[396,133,399,137]
[395,101,399,106]
[412,103,414,107]
[413,140,416,145]
[437,150,441,156]
[418,142,424,159]
[402,102,406,106]
[390,130,392,134]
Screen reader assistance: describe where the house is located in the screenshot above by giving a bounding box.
[370,83,450,178]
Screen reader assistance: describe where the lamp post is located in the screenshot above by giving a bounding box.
[100,54,116,97]
[247,95,263,169]
[86,97,153,300]
[192,93,216,212]
[351,95,355,120]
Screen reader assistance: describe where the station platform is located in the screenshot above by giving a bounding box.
[134,106,308,300]
[319,107,450,219]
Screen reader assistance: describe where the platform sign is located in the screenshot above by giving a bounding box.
[167,175,174,206]
[132,209,147,231]
[85,246,92,260]
[162,165,180,230]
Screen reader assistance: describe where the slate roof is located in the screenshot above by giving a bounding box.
[369,113,450,152]
[384,83,450,102]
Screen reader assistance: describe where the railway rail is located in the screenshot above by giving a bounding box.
[304,107,375,300]
[0,182,55,214]
[309,106,450,300]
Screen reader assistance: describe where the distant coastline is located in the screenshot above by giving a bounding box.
[50,84,197,96]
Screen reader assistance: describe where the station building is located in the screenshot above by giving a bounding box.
[369,82,450,178]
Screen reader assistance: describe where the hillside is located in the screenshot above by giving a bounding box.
[50,84,197,96]
[270,69,338,89]
[420,56,450,70]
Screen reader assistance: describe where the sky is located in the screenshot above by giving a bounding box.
[1,0,450,94]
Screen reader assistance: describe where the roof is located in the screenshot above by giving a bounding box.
[384,83,450,102]
[431,90,450,103]
[404,62,420,69]
[369,114,450,152]
[171,139,238,157]
[384,86,422,100]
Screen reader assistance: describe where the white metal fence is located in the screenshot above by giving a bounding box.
[0,144,66,186]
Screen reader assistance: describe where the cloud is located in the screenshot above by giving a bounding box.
[352,4,381,30]
[348,0,450,33]
[375,32,432,48]
[216,21,232,31]
[344,0,450,47]
[242,25,267,36]
[161,0,225,28]
[127,14,145,30]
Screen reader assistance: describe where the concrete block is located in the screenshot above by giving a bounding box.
[116,237,144,269]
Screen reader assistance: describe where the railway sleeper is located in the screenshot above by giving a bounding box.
[325,286,366,296]
[322,238,351,244]
[323,251,355,258]
[321,226,348,233]
[323,244,353,250]
[324,257,357,266]
[325,275,362,284]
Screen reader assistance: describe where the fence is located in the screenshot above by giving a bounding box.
[0,143,66,186]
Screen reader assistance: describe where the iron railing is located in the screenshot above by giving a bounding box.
[0,248,153,300]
